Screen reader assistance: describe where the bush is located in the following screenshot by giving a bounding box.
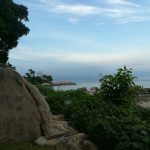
[67,96,150,149]
[37,85,66,114]
[100,66,136,106]
[37,67,150,150]
[65,67,150,149]
[37,85,90,115]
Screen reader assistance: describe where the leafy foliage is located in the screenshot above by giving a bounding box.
[37,67,150,150]
[100,66,136,106]
[7,62,16,70]
[24,69,53,85]
[0,0,29,63]
[38,85,90,114]
[0,51,8,64]
[68,98,150,150]
[42,74,53,82]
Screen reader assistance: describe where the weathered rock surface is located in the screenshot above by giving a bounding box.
[0,64,42,142]
[35,133,97,150]
[0,64,97,150]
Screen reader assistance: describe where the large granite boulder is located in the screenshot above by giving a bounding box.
[0,64,42,142]
[0,64,97,150]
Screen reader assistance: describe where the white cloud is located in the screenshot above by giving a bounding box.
[36,0,150,24]
[116,16,149,24]
[52,4,101,16]
[105,7,133,18]
[68,17,80,23]
[107,0,126,2]
[106,0,127,4]
[105,0,140,7]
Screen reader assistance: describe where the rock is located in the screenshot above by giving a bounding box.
[41,83,51,86]
[52,81,76,86]
[0,64,42,142]
[35,133,97,150]
[45,134,92,150]
[0,64,72,142]
[88,87,99,95]
[52,115,65,121]
[90,87,99,91]
[35,116,98,150]
[35,136,47,145]
[77,87,87,92]
[0,64,97,150]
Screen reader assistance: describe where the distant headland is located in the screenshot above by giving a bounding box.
[42,81,77,86]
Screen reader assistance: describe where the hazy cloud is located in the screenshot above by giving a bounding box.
[10,45,150,69]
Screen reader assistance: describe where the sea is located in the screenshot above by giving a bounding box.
[53,80,150,91]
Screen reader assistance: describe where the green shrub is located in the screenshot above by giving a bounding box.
[37,67,150,150]
[37,85,66,114]
[132,105,150,124]
[67,96,150,149]
[66,67,150,150]
[37,85,90,115]
[100,66,136,106]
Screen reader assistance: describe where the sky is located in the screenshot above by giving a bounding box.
[10,0,150,82]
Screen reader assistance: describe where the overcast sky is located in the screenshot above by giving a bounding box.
[10,0,150,82]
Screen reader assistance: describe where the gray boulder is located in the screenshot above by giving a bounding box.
[0,64,42,142]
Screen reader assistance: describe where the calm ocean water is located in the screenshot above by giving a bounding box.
[53,80,150,91]
[53,82,100,91]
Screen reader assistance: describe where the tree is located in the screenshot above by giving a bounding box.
[0,0,29,64]
[25,69,53,85]
[28,69,35,77]
[42,74,53,82]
